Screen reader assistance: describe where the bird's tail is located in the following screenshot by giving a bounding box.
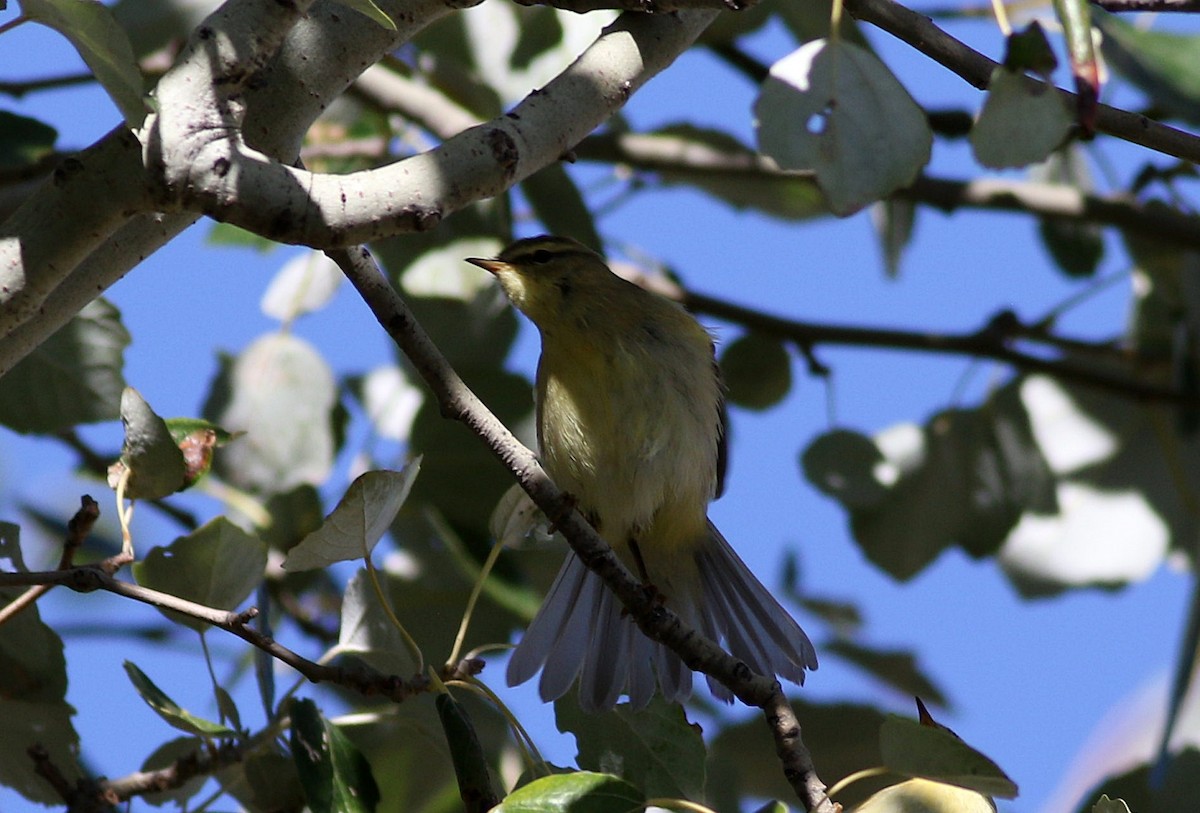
[506,521,818,711]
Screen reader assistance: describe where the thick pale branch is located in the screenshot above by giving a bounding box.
[170,10,718,247]
[512,0,753,12]
[328,244,835,813]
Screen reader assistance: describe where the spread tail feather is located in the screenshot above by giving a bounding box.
[506,521,817,711]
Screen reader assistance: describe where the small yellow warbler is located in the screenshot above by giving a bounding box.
[467,235,817,711]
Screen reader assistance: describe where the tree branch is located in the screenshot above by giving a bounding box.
[845,0,1200,163]
[161,10,718,247]
[1089,0,1200,9]
[327,244,835,812]
[0,561,428,701]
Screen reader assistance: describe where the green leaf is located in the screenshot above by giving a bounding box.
[719,332,792,411]
[1003,21,1057,76]
[495,771,644,813]
[1092,795,1133,813]
[290,698,381,813]
[801,429,891,510]
[871,198,917,279]
[0,111,57,168]
[210,333,337,495]
[351,365,424,443]
[521,164,602,253]
[331,0,396,29]
[825,641,949,707]
[555,696,706,800]
[217,748,307,812]
[437,693,499,810]
[132,517,268,632]
[1096,11,1200,127]
[510,4,563,71]
[971,68,1072,169]
[755,39,932,215]
[643,126,829,220]
[0,298,129,434]
[880,715,1017,798]
[709,700,887,812]
[0,588,80,804]
[333,569,419,676]
[111,387,187,500]
[816,384,1057,581]
[123,661,237,737]
[22,0,148,127]
[1033,147,1104,278]
[284,464,420,571]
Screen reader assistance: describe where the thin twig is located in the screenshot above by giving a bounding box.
[0,496,99,625]
[326,244,835,813]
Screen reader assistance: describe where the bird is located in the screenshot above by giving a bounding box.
[466,235,818,712]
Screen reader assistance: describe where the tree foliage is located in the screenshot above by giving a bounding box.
[2,0,1200,810]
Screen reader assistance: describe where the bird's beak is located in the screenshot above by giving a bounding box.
[465,257,505,275]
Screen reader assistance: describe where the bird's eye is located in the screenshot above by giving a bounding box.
[530,249,553,264]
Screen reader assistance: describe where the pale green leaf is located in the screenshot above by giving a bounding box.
[284,463,420,571]
[0,298,128,434]
[23,0,148,126]
[880,715,1017,798]
[211,333,337,494]
[357,365,423,443]
[140,737,208,807]
[971,68,1072,169]
[132,517,267,631]
[123,661,237,737]
[855,778,998,813]
[755,39,932,215]
[260,251,343,322]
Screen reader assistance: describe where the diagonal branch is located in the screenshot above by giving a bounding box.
[327,244,836,813]
[845,0,1200,163]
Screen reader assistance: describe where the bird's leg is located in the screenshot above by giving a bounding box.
[627,537,665,604]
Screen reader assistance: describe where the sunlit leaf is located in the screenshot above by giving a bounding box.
[261,251,343,322]
[494,771,643,813]
[755,39,932,215]
[209,333,337,495]
[854,777,999,813]
[284,463,420,571]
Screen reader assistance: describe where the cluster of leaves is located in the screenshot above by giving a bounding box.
[3,0,1200,809]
